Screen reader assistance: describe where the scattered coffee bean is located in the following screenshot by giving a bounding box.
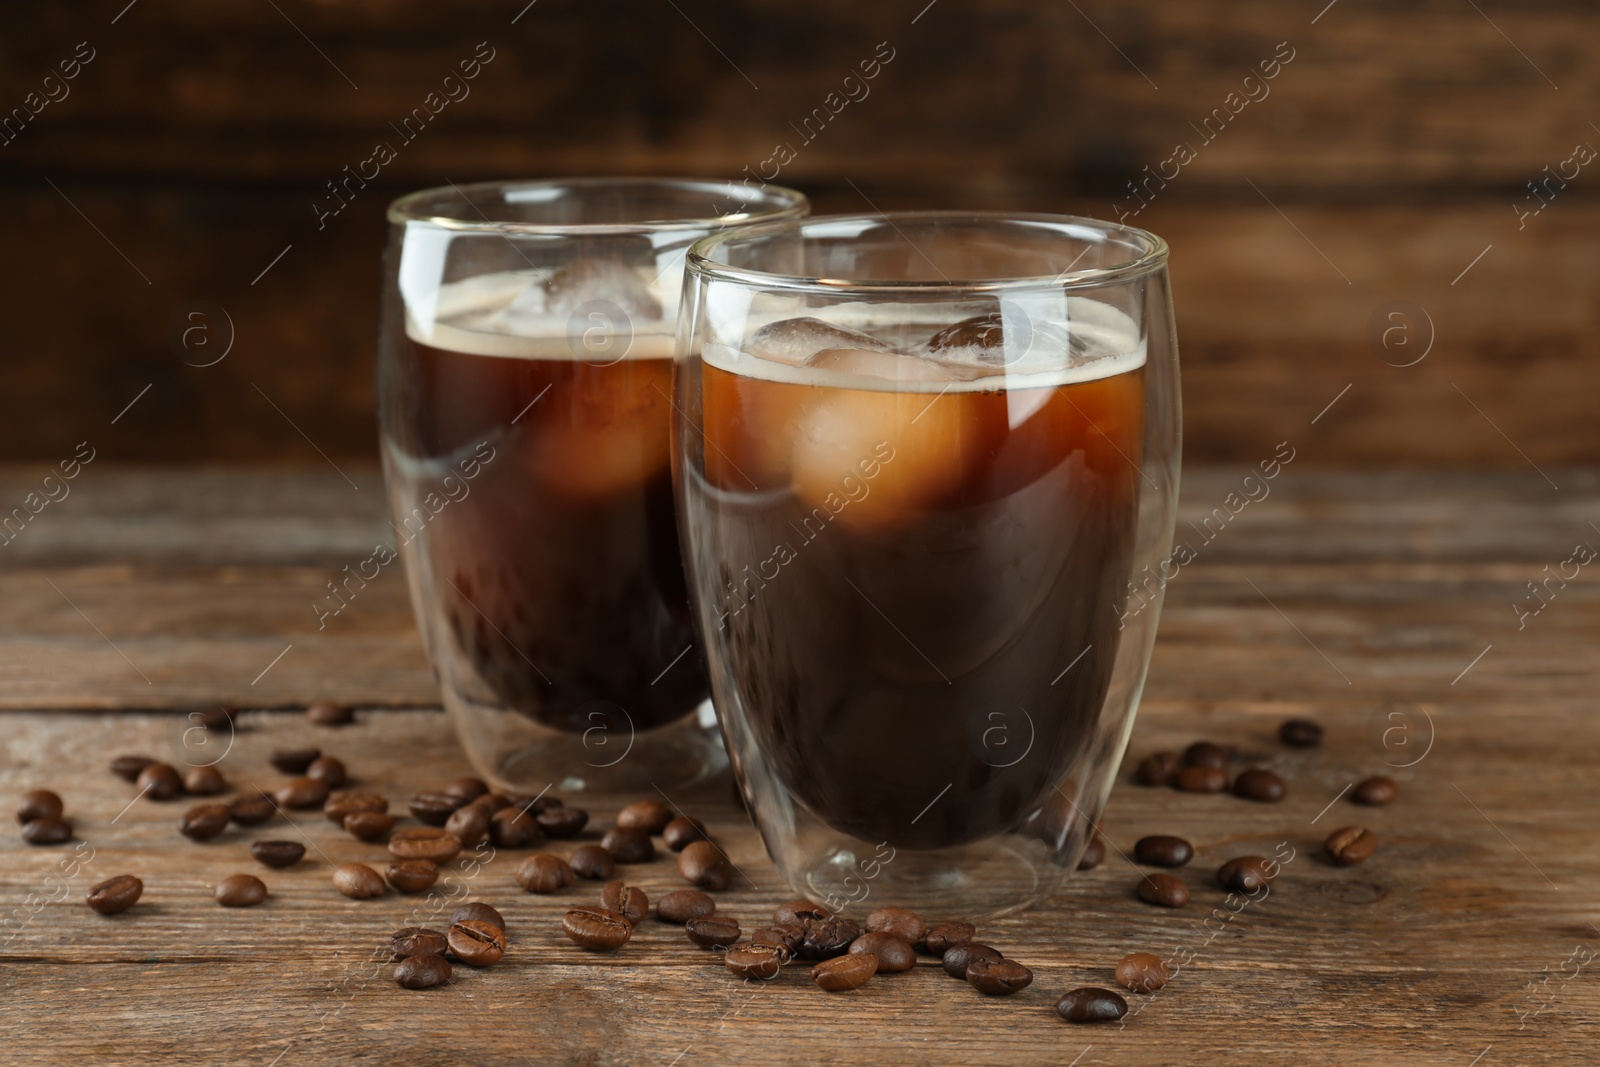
[1353,776,1398,806]
[1136,873,1190,908]
[344,811,395,842]
[452,902,505,932]
[110,755,155,782]
[686,915,741,949]
[443,777,489,803]
[865,906,926,944]
[967,957,1033,995]
[1136,751,1180,786]
[615,799,674,834]
[182,765,227,796]
[1234,767,1288,803]
[600,881,649,923]
[386,859,441,894]
[656,889,716,924]
[251,840,306,869]
[569,844,615,881]
[1278,718,1323,748]
[1217,855,1277,892]
[230,791,276,826]
[516,853,575,894]
[324,791,387,826]
[22,817,71,844]
[195,705,235,731]
[275,777,330,810]
[812,953,877,991]
[306,757,347,788]
[445,803,491,848]
[179,802,232,841]
[136,763,183,801]
[1325,826,1377,866]
[725,943,784,979]
[774,900,830,925]
[922,921,977,956]
[600,826,654,864]
[1175,765,1229,793]
[476,793,512,813]
[410,792,465,826]
[1078,834,1106,870]
[306,699,352,726]
[17,789,63,824]
[270,748,320,774]
[536,805,589,838]
[448,920,506,967]
[1115,952,1171,993]
[1134,834,1194,868]
[395,953,451,989]
[801,917,861,960]
[510,792,561,815]
[1057,987,1128,1023]
[333,863,387,899]
[387,828,463,864]
[491,807,543,849]
[562,906,632,951]
[215,873,268,907]
[752,922,806,956]
[662,816,706,851]
[391,927,449,960]
[942,941,1002,979]
[678,840,732,891]
[1183,741,1229,769]
[86,874,143,915]
[851,932,916,973]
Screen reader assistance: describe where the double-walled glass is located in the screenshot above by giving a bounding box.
[377,179,808,793]
[674,213,1180,916]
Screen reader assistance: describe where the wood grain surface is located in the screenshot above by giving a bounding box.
[1,466,1595,1063]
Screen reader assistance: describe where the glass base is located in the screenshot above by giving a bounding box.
[798,837,1062,921]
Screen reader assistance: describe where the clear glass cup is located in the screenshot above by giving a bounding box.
[377,178,809,794]
[673,212,1180,917]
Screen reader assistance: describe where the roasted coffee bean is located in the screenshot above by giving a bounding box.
[686,915,741,949]
[751,921,806,956]
[388,828,463,864]
[865,906,925,944]
[452,902,505,932]
[1078,834,1106,870]
[678,840,732,890]
[410,792,465,826]
[306,699,352,726]
[508,792,561,815]
[516,853,575,894]
[725,944,784,979]
[1134,835,1193,868]
[448,920,506,967]
[600,826,654,864]
[656,889,716,924]
[395,953,451,989]
[195,705,235,731]
[391,927,449,960]
[600,881,649,923]
[774,900,830,925]
[1175,765,1229,793]
[136,763,183,801]
[111,755,155,782]
[491,808,543,849]
[215,873,268,907]
[615,798,674,834]
[324,791,387,825]
[230,791,276,826]
[800,916,861,960]
[1136,751,1181,786]
[333,863,387,899]
[445,802,491,848]
[275,777,330,810]
[86,875,143,915]
[251,840,305,869]
[813,953,877,991]
[306,757,347,788]
[182,765,226,796]
[1353,776,1398,806]
[1137,873,1190,908]
[476,793,513,813]
[922,921,977,956]
[967,957,1033,995]
[569,844,615,881]
[1325,826,1377,866]
[942,941,1003,979]
[1234,767,1288,803]
[1217,855,1277,892]
[1278,718,1323,748]
[851,932,915,973]
[662,816,706,851]
[386,859,440,894]
[1183,741,1229,769]
[443,777,489,803]
[344,812,395,841]
[21,817,70,844]
[17,790,63,824]
[1115,952,1172,993]
[562,906,632,951]
[1057,987,1128,1023]
[270,748,320,774]
[536,805,588,838]
[179,802,232,841]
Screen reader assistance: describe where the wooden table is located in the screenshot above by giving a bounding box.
[3,466,1594,1065]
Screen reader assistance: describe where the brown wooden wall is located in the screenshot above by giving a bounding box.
[1,0,1595,467]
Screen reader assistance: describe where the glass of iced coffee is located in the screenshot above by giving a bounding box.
[674,213,1180,916]
[377,179,808,793]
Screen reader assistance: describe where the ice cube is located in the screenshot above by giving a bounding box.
[925,310,1085,371]
[805,347,986,383]
[748,317,891,367]
[544,260,662,321]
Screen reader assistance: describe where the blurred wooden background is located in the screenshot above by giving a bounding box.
[1,0,1595,467]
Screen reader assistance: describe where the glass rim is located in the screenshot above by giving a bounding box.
[385,177,810,234]
[686,210,1170,294]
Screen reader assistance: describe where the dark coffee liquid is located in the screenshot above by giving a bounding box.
[684,359,1142,848]
[388,337,706,734]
